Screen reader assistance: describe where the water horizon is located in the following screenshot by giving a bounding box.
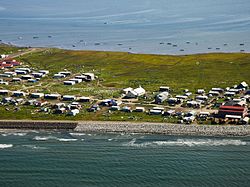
[0,0,250,55]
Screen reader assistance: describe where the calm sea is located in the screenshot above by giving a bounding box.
[0,130,250,187]
[0,0,250,54]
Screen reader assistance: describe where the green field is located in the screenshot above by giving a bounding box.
[0,44,249,122]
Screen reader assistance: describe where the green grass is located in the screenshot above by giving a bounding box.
[16,48,250,93]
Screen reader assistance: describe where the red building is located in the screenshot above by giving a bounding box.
[218,105,248,118]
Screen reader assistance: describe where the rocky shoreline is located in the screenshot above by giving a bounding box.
[0,120,250,136]
[76,121,250,137]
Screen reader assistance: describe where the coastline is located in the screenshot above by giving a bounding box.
[0,120,250,137]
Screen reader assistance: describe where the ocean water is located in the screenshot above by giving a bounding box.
[0,0,250,54]
[0,130,250,187]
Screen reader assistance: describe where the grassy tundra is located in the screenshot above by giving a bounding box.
[0,44,249,121]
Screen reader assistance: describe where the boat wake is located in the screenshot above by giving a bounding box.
[0,144,13,149]
[123,138,248,147]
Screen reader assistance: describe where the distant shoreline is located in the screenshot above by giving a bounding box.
[0,120,250,137]
[1,42,250,57]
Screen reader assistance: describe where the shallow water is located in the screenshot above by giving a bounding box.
[0,0,250,54]
[0,130,250,186]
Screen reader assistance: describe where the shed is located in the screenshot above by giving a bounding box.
[63,95,76,101]
[64,81,76,85]
[45,94,61,100]
[30,93,44,98]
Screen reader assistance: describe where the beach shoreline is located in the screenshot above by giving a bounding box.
[0,120,250,137]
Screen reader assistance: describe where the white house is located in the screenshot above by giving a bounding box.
[125,86,146,98]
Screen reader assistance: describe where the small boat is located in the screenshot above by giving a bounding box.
[33,36,39,39]
[240,43,244,46]
[172,44,177,47]
[180,49,184,51]
[72,45,76,47]
[186,41,190,44]
[240,49,245,52]
[216,48,220,50]
[129,47,132,50]
[48,35,52,38]
[94,43,101,46]
[208,47,212,49]
[159,42,164,45]
[224,43,228,46]
[117,43,123,46]
[167,43,172,45]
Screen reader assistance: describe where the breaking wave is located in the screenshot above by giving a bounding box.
[33,136,78,142]
[2,132,27,137]
[123,138,248,147]
[33,136,57,141]
[57,138,78,142]
[0,144,13,149]
[69,133,86,136]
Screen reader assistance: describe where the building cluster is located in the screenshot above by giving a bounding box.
[0,55,249,124]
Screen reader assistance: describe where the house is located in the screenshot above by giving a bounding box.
[21,75,33,80]
[11,78,21,82]
[69,78,82,83]
[168,97,178,105]
[53,74,66,79]
[2,97,13,103]
[197,89,205,94]
[87,104,100,112]
[208,90,220,96]
[224,92,236,97]
[0,73,11,78]
[211,88,224,93]
[68,102,82,110]
[34,100,48,107]
[196,95,208,101]
[155,91,169,103]
[0,81,9,85]
[44,94,61,100]
[64,81,76,85]
[149,109,163,115]
[110,106,120,111]
[15,70,27,75]
[125,86,146,98]
[54,107,66,114]
[75,75,87,80]
[68,109,80,116]
[78,96,91,102]
[217,104,248,118]
[58,71,71,76]
[39,70,49,75]
[82,73,95,81]
[186,100,201,108]
[163,110,175,116]
[62,95,76,101]
[134,107,145,112]
[4,71,17,77]
[0,90,9,95]
[122,87,133,94]
[176,95,188,100]
[30,93,44,98]
[32,72,45,78]
[53,103,66,109]
[121,106,132,112]
[12,91,26,97]
[15,68,31,73]
[159,86,170,92]
[237,81,248,90]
